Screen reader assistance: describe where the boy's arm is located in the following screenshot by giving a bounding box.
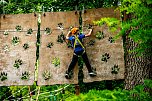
[66,31,71,39]
[85,29,93,37]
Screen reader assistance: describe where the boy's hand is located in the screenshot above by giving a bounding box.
[88,24,93,29]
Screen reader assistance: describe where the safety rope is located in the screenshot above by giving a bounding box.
[5,87,38,101]
[5,86,27,100]
[6,84,70,101]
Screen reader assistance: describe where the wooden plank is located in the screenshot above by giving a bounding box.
[0,14,36,86]
[82,8,125,82]
[38,11,79,85]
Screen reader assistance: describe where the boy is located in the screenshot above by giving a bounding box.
[65,27,97,79]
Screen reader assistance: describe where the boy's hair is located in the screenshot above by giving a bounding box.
[71,28,79,35]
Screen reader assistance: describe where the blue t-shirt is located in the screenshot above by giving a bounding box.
[68,34,85,54]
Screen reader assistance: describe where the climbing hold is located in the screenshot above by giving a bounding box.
[21,71,30,80]
[42,70,52,80]
[52,57,60,67]
[13,59,23,69]
[23,43,29,50]
[0,72,8,81]
[27,28,33,34]
[12,36,20,46]
[95,31,104,40]
[47,42,54,48]
[15,25,22,32]
[4,30,9,35]
[111,64,120,74]
[101,53,110,62]
[45,27,52,35]
[108,37,115,43]
[57,33,65,43]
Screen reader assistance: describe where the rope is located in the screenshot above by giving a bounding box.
[6,84,70,101]
[36,86,41,101]
[39,84,70,96]
[6,87,38,101]
[5,86,27,100]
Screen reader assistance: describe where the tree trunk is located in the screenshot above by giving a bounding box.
[124,37,152,90]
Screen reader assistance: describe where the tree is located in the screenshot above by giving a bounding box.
[94,0,152,90]
[119,0,152,90]
[0,0,119,14]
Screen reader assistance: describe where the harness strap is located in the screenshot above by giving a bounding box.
[74,50,85,56]
[74,35,85,50]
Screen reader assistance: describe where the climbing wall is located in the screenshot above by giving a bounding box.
[82,8,125,82]
[0,7,124,86]
[0,14,37,86]
[38,11,79,85]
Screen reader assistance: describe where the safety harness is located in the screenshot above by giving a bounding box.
[73,35,85,56]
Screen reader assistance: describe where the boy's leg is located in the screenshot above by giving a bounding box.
[67,54,78,72]
[65,54,78,79]
[82,52,97,77]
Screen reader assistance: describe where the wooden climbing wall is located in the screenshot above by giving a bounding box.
[0,7,124,86]
[0,14,37,86]
[82,8,124,82]
[38,11,79,85]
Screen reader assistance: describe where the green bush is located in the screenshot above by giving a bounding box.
[65,80,152,101]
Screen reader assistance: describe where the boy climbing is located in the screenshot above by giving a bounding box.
[65,27,97,79]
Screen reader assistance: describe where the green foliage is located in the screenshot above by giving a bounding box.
[94,0,152,55]
[94,17,120,33]
[95,31,104,40]
[9,86,29,100]
[0,86,11,100]
[120,0,152,55]
[79,80,124,93]
[52,57,60,67]
[42,70,52,80]
[66,79,152,101]
[0,0,119,14]
[144,79,152,89]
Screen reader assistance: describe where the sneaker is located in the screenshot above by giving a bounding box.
[65,70,73,79]
[89,67,97,77]
[65,73,70,79]
[89,71,97,77]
